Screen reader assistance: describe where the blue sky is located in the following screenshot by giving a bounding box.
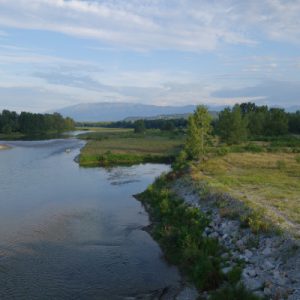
[0,0,300,112]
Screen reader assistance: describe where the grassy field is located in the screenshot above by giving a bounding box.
[190,151,300,236]
[78,128,184,166]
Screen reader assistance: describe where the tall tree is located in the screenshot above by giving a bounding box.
[217,105,248,144]
[185,105,212,160]
[264,108,289,136]
[134,120,146,133]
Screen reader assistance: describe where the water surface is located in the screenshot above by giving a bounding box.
[0,139,180,299]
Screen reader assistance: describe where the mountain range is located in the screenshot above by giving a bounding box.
[53,102,300,122]
[53,102,226,122]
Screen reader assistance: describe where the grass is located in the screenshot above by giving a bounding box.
[0,132,25,140]
[190,152,300,236]
[78,128,184,166]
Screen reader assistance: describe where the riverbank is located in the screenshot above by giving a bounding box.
[174,175,300,299]
[137,172,300,299]
[136,175,261,300]
[77,128,184,167]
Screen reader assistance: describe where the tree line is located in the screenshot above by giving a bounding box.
[215,103,300,144]
[78,118,188,132]
[0,110,75,135]
[172,103,300,166]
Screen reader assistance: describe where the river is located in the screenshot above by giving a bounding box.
[0,138,181,299]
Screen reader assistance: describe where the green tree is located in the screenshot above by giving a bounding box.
[134,120,146,133]
[265,108,288,136]
[185,105,212,160]
[217,105,248,144]
[288,111,300,134]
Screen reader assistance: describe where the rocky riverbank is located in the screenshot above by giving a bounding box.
[172,176,300,300]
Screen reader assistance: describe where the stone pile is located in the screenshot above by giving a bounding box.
[173,178,300,300]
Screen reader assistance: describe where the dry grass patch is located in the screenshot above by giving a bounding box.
[192,152,300,236]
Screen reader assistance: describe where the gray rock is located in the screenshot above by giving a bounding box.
[273,270,287,285]
[244,277,264,291]
[209,232,219,239]
[253,290,265,298]
[236,239,244,250]
[244,249,253,259]
[262,247,272,256]
[175,286,199,300]
[263,260,275,271]
[222,266,233,275]
[243,267,257,278]
[263,287,272,296]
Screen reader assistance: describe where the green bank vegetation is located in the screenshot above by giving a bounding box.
[78,128,184,166]
[137,176,260,300]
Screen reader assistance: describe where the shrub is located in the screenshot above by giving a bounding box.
[241,210,271,234]
[226,265,243,285]
[244,143,264,153]
[172,150,188,171]
[216,146,230,156]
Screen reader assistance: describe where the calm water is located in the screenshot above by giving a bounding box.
[0,139,181,299]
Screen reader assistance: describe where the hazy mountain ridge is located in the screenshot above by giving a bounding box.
[53,102,300,122]
[54,102,197,122]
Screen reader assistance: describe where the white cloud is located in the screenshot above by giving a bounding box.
[0,0,258,51]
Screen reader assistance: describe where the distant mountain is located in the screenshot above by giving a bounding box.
[53,102,198,122]
[52,102,300,122]
[123,113,191,122]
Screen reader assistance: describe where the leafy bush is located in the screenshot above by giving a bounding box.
[172,150,188,171]
[244,143,264,153]
[226,266,243,285]
[216,147,230,156]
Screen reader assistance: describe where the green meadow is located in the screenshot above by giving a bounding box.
[77,128,185,166]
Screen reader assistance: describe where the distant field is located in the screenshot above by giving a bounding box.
[78,128,184,166]
[191,151,300,236]
[76,127,132,134]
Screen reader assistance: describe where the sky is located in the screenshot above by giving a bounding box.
[0,0,300,112]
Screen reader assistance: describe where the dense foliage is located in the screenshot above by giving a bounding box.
[217,105,248,145]
[0,110,75,134]
[77,118,188,131]
[215,102,300,145]
[133,120,146,133]
[185,105,212,159]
